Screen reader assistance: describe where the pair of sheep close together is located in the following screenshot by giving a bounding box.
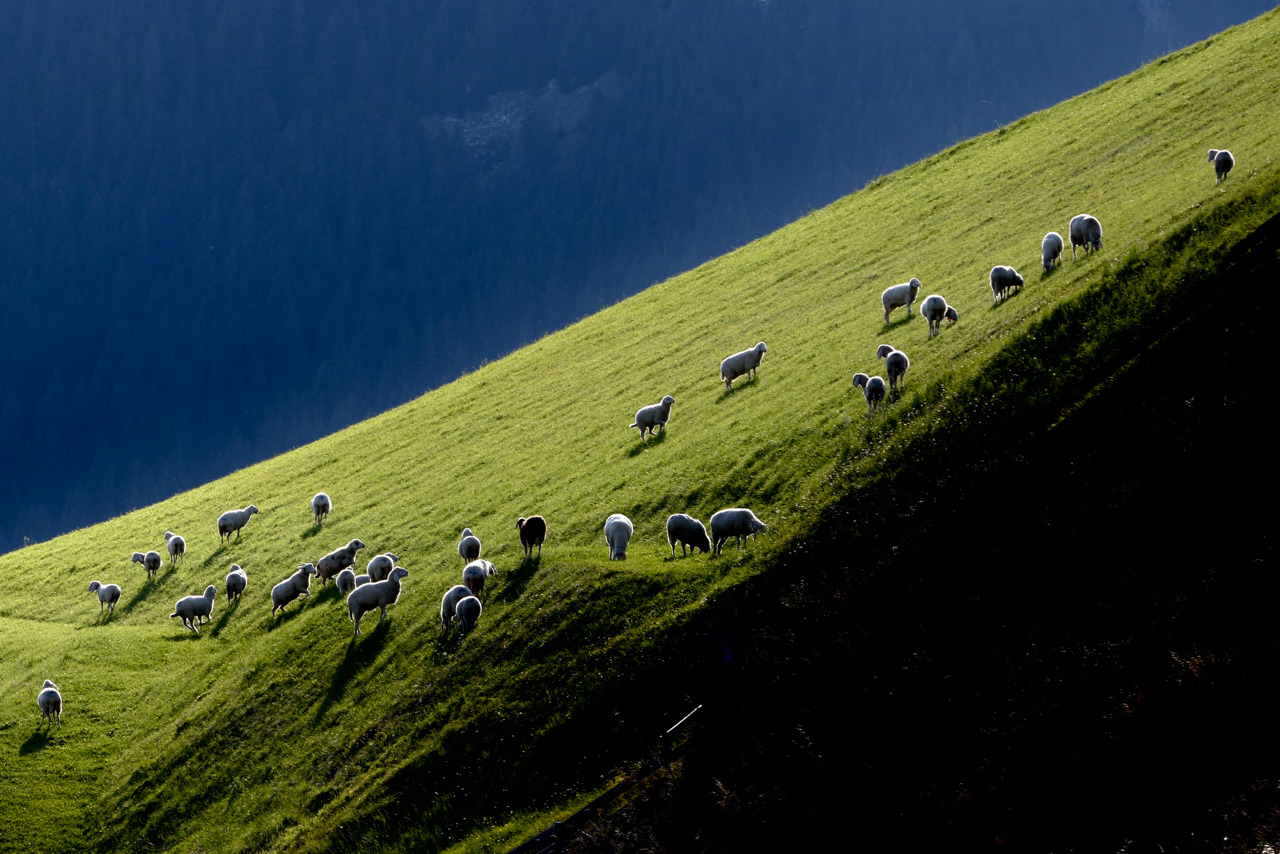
[628,341,769,441]
[604,508,766,560]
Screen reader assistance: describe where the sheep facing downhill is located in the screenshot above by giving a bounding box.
[709,508,767,556]
[1208,148,1235,183]
[170,585,217,633]
[38,680,62,728]
[455,595,483,632]
[666,513,711,558]
[217,505,259,542]
[629,395,676,439]
[311,492,332,526]
[877,344,910,391]
[458,528,481,562]
[1069,214,1103,261]
[517,515,547,558]
[882,278,922,324]
[990,265,1024,305]
[87,580,122,615]
[225,565,248,604]
[366,552,400,583]
[164,532,186,567]
[853,373,887,412]
[1042,231,1065,271]
[605,513,634,561]
[919,295,958,339]
[440,584,473,632]
[315,539,367,586]
[463,559,499,597]
[720,342,768,391]
[132,551,162,581]
[346,566,409,637]
[272,564,318,616]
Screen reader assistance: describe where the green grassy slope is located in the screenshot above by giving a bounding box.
[3,9,1279,852]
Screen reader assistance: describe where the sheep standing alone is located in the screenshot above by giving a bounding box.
[458,528,481,561]
[455,595,483,632]
[1042,232,1065,271]
[720,342,768,391]
[990,265,1024,305]
[170,585,217,633]
[37,680,61,728]
[315,539,366,586]
[709,508,767,556]
[132,550,162,581]
[1069,214,1103,260]
[346,566,409,637]
[605,513,634,561]
[164,532,186,566]
[1208,148,1235,183]
[217,505,259,542]
[517,515,547,558]
[666,513,711,558]
[852,373,887,412]
[366,552,399,583]
[881,278,922,324]
[919,295,958,339]
[87,580,122,615]
[877,344,910,391]
[440,584,473,632]
[311,492,332,526]
[463,559,499,597]
[629,395,676,439]
[271,564,318,616]
[225,565,248,604]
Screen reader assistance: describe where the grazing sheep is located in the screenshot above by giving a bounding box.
[271,564,318,616]
[311,492,332,525]
[132,550,162,581]
[877,344,910,391]
[629,395,676,439]
[1069,214,1103,260]
[365,552,399,583]
[666,513,711,558]
[37,680,61,728]
[440,584,473,631]
[463,559,499,597]
[604,513,634,560]
[163,532,186,567]
[346,566,409,637]
[852,373,887,412]
[455,595,483,632]
[1042,231,1065,271]
[316,539,366,586]
[217,504,259,542]
[1208,148,1234,183]
[225,565,247,604]
[990,265,1024,305]
[720,342,768,391]
[87,580,121,615]
[709,508,767,556]
[919,295,958,339]
[170,585,217,633]
[335,569,358,597]
[517,515,547,558]
[881,278,922,324]
[458,528,481,561]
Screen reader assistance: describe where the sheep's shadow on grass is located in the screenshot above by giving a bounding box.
[301,524,324,540]
[202,545,229,567]
[626,430,668,457]
[208,598,241,637]
[120,575,164,614]
[493,557,540,604]
[313,621,391,724]
[882,313,914,331]
[20,730,56,755]
[714,376,759,404]
[431,627,469,664]
[267,604,308,631]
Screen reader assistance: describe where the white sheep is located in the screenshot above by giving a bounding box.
[919,295,958,339]
[87,580,122,615]
[311,492,332,525]
[316,539,366,586]
[217,504,259,542]
[170,585,217,633]
[881,278,922,324]
[366,552,399,583]
[225,565,248,604]
[37,680,61,728]
[346,566,409,637]
[852,373,887,412]
[990,265,1024,305]
[709,508,767,556]
[629,395,676,439]
[877,344,910,391]
[1208,148,1234,183]
[463,559,499,597]
[1069,214,1103,260]
[440,584,473,632]
[271,563,318,616]
[1042,231,1064,271]
[354,574,371,587]
[335,568,358,597]
[666,513,711,558]
[604,513,634,561]
[132,550,162,580]
[720,342,768,391]
[455,595,483,632]
[458,528,481,561]
[163,532,186,566]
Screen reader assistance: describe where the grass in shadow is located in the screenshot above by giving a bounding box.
[627,430,668,456]
[312,620,392,724]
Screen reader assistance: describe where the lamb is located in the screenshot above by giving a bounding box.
[1069,214,1103,260]
[919,295,958,339]
[170,585,217,633]
[311,492,332,526]
[517,515,547,558]
[458,528,481,561]
[440,584,473,631]
[164,532,186,566]
[720,342,768,391]
[455,595,483,632]
[315,538,366,586]
[87,580,122,615]
[37,680,61,728]
[271,563,317,616]
[225,565,247,604]
[463,559,499,597]
[366,552,400,583]
[1208,148,1234,183]
[217,504,259,542]
[1042,231,1065,271]
[346,566,409,637]
[666,513,711,558]
[335,569,358,597]
[709,508,767,556]
[605,513,634,560]
[852,373,887,412]
[877,344,910,391]
[881,278,922,324]
[132,550,162,581]
[990,265,1024,305]
[629,395,676,439]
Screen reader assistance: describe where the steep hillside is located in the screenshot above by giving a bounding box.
[2,9,1279,853]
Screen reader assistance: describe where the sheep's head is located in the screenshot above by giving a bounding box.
[204,585,218,599]
[852,372,870,389]
[1208,149,1219,162]
[247,505,259,515]
[661,395,675,406]
[756,342,768,355]
[299,563,317,576]
[945,307,959,324]
[88,581,101,593]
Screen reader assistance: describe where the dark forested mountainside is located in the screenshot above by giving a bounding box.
[0,0,1271,551]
